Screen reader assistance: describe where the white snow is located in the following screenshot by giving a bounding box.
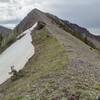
[0,22,37,84]
[17,22,38,39]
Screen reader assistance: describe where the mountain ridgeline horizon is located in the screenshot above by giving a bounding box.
[0,8,100,99]
[14,8,100,50]
[1,8,100,50]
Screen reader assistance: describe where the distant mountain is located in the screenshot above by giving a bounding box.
[63,20,100,49]
[45,12,100,49]
[63,20,100,41]
[0,25,12,37]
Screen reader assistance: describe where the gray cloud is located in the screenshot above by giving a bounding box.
[0,0,100,35]
[0,19,20,24]
[0,0,10,3]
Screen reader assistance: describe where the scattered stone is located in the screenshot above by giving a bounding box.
[68,94,80,100]
[97,96,100,100]
[9,66,24,81]
[36,21,46,30]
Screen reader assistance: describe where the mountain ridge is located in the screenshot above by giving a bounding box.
[0,8,100,99]
[14,8,100,50]
[45,12,100,49]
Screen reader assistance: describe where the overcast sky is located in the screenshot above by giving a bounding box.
[0,0,100,35]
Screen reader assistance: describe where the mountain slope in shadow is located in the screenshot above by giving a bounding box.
[0,26,12,37]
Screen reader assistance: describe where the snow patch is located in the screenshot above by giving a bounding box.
[17,22,38,38]
[0,22,37,84]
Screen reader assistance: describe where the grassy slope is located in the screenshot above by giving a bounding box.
[47,25,100,99]
[1,29,68,100]
[0,28,99,100]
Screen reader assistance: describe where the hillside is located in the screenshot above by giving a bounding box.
[45,12,100,50]
[0,26,14,53]
[63,20,100,50]
[0,9,100,100]
[0,26,12,37]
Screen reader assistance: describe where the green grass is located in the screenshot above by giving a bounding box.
[1,29,68,100]
[95,83,100,90]
[1,28,98,100]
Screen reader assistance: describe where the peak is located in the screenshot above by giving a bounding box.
[33,8,40,11]
[30,8,42,13]
[27,8,43,17]
[14,8,48,34]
